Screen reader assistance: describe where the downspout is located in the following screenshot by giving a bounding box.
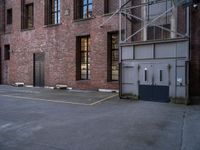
[171,2,177,38]
[186,6,192,105]
[119,0,122,98]
[142,0,147,41]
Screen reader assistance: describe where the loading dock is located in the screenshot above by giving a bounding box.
[120,39,189,103]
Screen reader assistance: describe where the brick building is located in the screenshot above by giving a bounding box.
[0,0,199,100]
[0,0,119,90]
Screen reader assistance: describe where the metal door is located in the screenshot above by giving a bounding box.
[139,64,153,85]
[139,63,169,102]
[33,53,44,87]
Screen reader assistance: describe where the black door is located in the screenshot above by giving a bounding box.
[33,53,44,87]
[139,85,169,102]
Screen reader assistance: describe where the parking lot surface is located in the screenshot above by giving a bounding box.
[0,85,199,150]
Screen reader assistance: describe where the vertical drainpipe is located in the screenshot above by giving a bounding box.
[142,0,147,41]
[119,0,122,43]
[171,1,177,101]
[171,2,177,38]
[186,6,191,104]
[119,0,122,98]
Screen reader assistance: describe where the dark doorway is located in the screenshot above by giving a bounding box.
[139,85,170,103]
[33,53,45,87]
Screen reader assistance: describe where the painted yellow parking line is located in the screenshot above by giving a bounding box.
[0,93,118,106]
[90,94,118,105]
[0,94,90,106]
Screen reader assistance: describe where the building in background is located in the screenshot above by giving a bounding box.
[0,0,120,90]
[0,0,199,103]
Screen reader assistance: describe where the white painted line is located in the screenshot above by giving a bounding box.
[98,89,119,93]
[25,85,34,88]
[0,94,90,106]
[0,89,40,94]
[0,123,12,129]
[44,86,55,89]
[90,94,118,105]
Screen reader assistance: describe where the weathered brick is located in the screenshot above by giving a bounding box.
[0,0,119,90]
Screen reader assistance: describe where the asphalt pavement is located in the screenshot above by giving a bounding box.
[0,85,199,150]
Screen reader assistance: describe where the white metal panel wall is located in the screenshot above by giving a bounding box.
[121,61,138,95]
[122,46,134,60]
[155,43,176,58]
[177,41,189,58]
[120,40,189,101]
[135,44,154,59]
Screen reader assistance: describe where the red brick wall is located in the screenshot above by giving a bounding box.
[0,0,119,90]
[0,0,5,34]
[190,7,200,97]
[108,0,119,13]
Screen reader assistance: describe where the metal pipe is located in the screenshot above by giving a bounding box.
[170,2,177,38]
[119,0,122,43]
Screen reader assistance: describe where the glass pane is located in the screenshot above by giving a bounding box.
[81,52,87,63]
[109,33,119,81]
[112,35,118,49]
[54,0,57,11]
[81,63,87,80]
[54,12,58,24]
[81,73,87,80]
[58,0,61,11]
[88,0,92,4]
[88,70,91,80]
[51,13,55,24]
[81,38,88,51]
[26,4,33,28]
[112,51,118,61]
[81,64,86,70]
[83,0,88,5]
[51,0,55,11]
[79,36,90,80]
[112,70,118,81]
[88,4,92,17]
[83,6,87,18]
[57,12,61,23]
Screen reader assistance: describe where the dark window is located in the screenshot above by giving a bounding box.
[144,69,147,82]
[160,70,163,82]
[7,9,12,25]
[76,36,91,80]
[45,0,61,25]
[4,45,10,60]
[104,0,119,14]
[22,3,34,29]
[75,0,93,19]
[146,0,172,40]
[147,24,171,40]
[108,32,119,81]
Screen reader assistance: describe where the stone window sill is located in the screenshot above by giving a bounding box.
[73,17,95,22]
[21,27,35,32]
[43,23,62,28]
